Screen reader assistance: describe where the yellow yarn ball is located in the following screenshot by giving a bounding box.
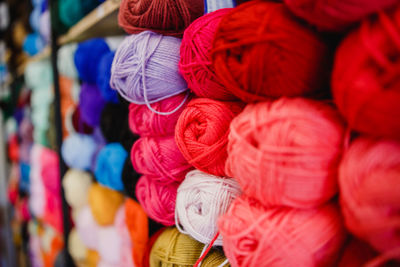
[88,183,124,226]
[150,227,228,267]
[85,249,100,267]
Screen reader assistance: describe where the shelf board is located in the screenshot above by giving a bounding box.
[17,46,51,76]
[58,0,124,45]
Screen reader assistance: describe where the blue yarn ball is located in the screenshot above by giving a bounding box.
[30,6,41,32]
[19,163,31,193]
[94,143,127,191]
[97,51,119,103]
[74,38,110,84]
[61,133,97,170]
[23,33,45,56]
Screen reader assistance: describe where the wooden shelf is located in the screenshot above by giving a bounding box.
[17,46,51,76]
[58,0,124,45]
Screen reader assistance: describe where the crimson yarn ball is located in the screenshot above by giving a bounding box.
[284,0,399,32]
[130,136,192,184]
[118,0,204,36]
[212,0,331,102]
[175,98,244,177]
[128,93,189,137]
[339,136,400,254]
[219,196,346,267]
[135,175,178,226]
[226,98,346,208]
[332,8,400,140]
[179,8,235,101]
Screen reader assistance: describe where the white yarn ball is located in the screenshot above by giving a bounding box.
[62,169,92,209]
[98,225,122,265]
[68,228,87,262]
[175,170,242,246]
[75,205,99,250]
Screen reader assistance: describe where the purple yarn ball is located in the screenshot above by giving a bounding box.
[79,83,106,127]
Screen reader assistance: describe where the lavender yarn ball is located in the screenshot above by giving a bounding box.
[79,83,106,127]
[110,31,187,105]
[39,10,51,43]
[61,133,97,170]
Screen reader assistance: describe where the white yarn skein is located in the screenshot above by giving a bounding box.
[62,169,92,210]
[175,170,241,246]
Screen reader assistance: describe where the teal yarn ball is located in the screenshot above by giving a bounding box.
[59,0,100,27]
[58,43,79,79]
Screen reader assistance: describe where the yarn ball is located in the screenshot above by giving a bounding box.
[74,38,110,84]
[99,103,129,143]
[150,227,228,267]
[176,170,241,246]
[128,93,189,136]
[339,137,400,253]
[122,157,141,200]
[212,0,330,102]
[70,107,94,134]
[19,117,34,143]
[61,133,97,170]
[118,0,204,36]
[95,143,128,191]
[179,8,235,101]
[75,205,100,250]
[24,59,53,90]
[97,225,122,265]
[30,6,42,32]
[332,9,400,140]
[62,169,92,209]
[59,0,99,27]
[114,206,135,267]
[125,198,149,267]
[219,196,346,267]
[79,83,106,127]
[40,147,60,194]
[136,175,179,226]
[131,136,192,183]
[97,51,119,103]
[88,183,125,226]
[175,98,244,176]
[58,43,79,79]
[337,239,378,267]
[226,98,346,208]
[68,228,88,263]
[86,249,100,267]
[23,33,45,56]
[39,10,51,43]
[284,0,399,32]
[110,31,188,104]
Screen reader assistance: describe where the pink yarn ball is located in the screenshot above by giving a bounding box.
[135,175,179,226]
[114,206,135,267]
[40,147,60,194]
[131,136,192,184]
[339,137,400,253]
[75,205,99,250]
[219,196,346,267]
[179,8,236,101]
[226,98,346,208]
[98,225,122,265]
[128,93,190,136]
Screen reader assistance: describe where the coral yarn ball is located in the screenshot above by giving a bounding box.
[226,98,346,208]
[284,0,399,32]
[179,8,235,101]
[332,9,400,140]
[175,98,244,176]
[339,137,400,253]
[212,0,330,102]
[118,0,204,36]
[219,196,346,267]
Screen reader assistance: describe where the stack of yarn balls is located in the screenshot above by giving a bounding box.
[108,0,400,266]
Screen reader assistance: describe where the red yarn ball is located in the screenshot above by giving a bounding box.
[128,93,189,137]
[332,9,400,140]
[226,98,346,208]
[218,196,346,267]
[179,8,236,101]
[339,137,400,254]
[212,0,331,103]
[130,136,192,183]
[337,239,378,267]
[135,175,178,226]
[284,0,398,32]
[175,98,244,177]
[118,0,204,36]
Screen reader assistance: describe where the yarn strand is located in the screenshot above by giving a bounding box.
[194,232,220,267]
